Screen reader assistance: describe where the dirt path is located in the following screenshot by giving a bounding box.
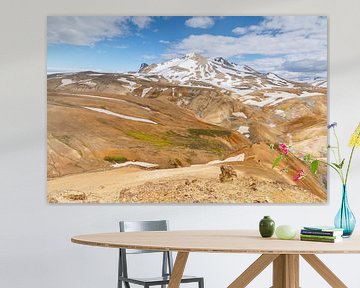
[48,164,324,204]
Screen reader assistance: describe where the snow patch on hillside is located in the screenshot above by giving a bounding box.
[141,87,152,97]
[118,78,138,92]
[59,92,151,111]
[82,106,157,124]
[237,126,250,138]
[266,73,294,88]
[232,112,247,118]
[59,79,76,86]
[80,80,97,87]
[243,91,303,107]
[112,161,159,168]
[300,91,322,97]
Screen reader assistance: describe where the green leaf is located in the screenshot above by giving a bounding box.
[272,155,284,169]
[303,154,312,163]
[332,162,341,169]
[339,159,345,169]
[269,143,275,149]
[332,159,345,170]
[311,160,319,175]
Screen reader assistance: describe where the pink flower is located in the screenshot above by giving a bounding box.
[293,169,306,182]
[279,143,289,155]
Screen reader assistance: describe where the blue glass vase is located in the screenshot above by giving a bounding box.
[334,185,356,237]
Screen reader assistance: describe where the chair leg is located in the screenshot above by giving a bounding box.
[198,278,204,288]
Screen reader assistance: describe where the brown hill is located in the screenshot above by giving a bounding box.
[48,91,248,177]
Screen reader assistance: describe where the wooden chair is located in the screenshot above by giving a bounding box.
[118,220,204,288]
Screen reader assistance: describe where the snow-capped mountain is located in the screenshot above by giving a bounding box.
[139,53,295,95]
[48,53,327,110]
[311,77,327,88]
[138,63,149,73]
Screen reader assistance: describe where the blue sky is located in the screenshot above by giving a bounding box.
[47,16,327,81]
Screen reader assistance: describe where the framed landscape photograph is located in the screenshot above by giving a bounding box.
[47,16,328,203]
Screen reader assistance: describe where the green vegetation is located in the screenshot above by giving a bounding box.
[187,128,231,137]
[166,130,228,155]
[104,155,128,163]
[125,128,230,155]
[126,131,171,147]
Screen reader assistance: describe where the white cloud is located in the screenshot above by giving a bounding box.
[241,57,286,73]
[170,16,327,81]
[173,31,326,59]
[48,16,153,46]
[282,59,327,73]
[232,25,261,35]
[232,27,247,35]
[172,33,325,59]
[175,16,326,58]
[240,57,327,82]
[185,17,215,29]
[261,16,327,34]
[159,40,170,44]
[131,16,152,29]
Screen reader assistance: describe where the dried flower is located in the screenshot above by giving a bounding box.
[349,122,360,148]
[293,169,306,182]
[327,122,337,129]
[279,143,289,155]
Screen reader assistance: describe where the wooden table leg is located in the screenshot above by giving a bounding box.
[301,254,347,288]
[288,255,299,287]
[168,252,189,288]
[228,254,279,288]
[272,254,299,288]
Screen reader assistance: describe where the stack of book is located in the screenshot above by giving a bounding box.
[300,226,344,243]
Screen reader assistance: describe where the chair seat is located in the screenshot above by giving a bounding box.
[119,274,202,285]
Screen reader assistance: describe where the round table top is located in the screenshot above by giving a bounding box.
[71,230,360,254]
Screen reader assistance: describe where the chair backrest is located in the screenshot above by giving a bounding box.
[118,220,174,282]
[119,220,169,254]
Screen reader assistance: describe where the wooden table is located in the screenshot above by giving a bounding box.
[72,230,360,288]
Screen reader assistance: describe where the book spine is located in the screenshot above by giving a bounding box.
[301,230,336,236]
[300,237,337,243]
[300,234,337,240]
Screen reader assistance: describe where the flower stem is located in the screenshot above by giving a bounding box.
[345,145,357,185]
[318,159,345,184]
[345,130,360,185]
[333,127,342,163]
[330,147,339,164]
[333,127,345,181]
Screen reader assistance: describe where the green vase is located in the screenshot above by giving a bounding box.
[259,216,275,238]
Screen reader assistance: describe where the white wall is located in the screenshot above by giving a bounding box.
[1,0,360,287]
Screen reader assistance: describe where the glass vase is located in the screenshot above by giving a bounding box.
[334,185,356,237]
